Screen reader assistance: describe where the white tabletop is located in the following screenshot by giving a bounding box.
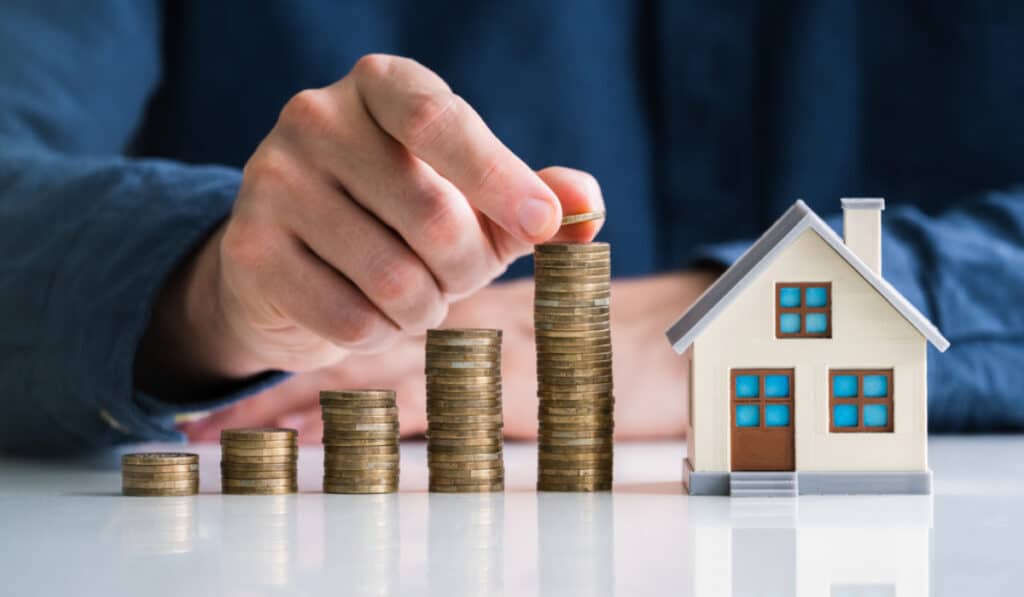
[1,436,1021,596]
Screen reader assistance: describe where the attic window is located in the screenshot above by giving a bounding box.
[776,283,831,338]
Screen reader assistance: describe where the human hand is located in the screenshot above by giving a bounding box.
[136,54,603,395]
[181,271,718,442]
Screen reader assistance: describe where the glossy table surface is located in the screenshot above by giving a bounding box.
[1,436,1021,596]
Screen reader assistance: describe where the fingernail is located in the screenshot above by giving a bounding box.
[518,197,556,238]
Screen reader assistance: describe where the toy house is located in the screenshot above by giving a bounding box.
[665,199,949,496]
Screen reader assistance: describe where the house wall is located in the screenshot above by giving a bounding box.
[690,229,928,473]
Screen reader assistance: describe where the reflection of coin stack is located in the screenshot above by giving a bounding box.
[114,497,197,554]
[428,494,504,596]
[320,389,400,494]
[122,453,199,497]
[222,495,295,587]
[425,329,504,493]
[220,428,298,494]
[538,493,614,597]
[325,494,400,595]
[534,243,614,492]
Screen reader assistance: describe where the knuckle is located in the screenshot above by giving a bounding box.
[220,218,273,271]
[399,91,457,146]
[243,146,297,190]
[365,252,423,304]
[279,88,336,136]
[334,303,381,346]
[473,154,504,194]
[353,53,393,81]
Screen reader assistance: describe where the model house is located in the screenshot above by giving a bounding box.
[665,199,949,496]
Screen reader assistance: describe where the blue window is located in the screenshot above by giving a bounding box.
[733,370,794,430]
[777,283,831,337]
[830,370,893,432]
[735,375,760,398]
[735,405,760,427]
[765,404,791,427]
[764,375,790,397]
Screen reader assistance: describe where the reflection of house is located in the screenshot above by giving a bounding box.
[689,497,932,597]
[666,199,949,496]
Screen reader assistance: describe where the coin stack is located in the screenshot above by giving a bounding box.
[425,329,505,493]
[220,428,298,495]
[320,389,400,494]
[534,242,615,491]
[122,452,199,497]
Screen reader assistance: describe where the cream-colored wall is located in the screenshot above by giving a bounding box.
[690,229,928,473]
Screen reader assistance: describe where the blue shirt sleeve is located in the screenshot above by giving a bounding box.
[0,1,283,455]
[693,192,1024,432]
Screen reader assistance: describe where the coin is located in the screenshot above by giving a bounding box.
[123,486,199,497]
[320,406,398,417]
[122,463,199,474]
[122,478,199,489]
[122,452,198,466]
[122,470,198,482]
[221,428,297,441]
[220,438,298,450]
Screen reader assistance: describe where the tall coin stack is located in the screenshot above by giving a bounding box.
[220,428,298,494]
[122,452,199,497]
[534,242,614,491]
[320,389,400,494]
[425,329,505,493]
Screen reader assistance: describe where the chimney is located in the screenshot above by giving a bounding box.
[841,198,885,274]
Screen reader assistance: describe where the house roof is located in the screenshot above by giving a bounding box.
[665,200,950,353]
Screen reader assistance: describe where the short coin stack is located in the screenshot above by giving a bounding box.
[122,452,199,497]
[320,389,400,494]
[220,428,298,494]
[534,242,615,491]
[425,329,505,493]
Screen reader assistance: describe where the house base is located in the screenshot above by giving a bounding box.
[683,458,932,496]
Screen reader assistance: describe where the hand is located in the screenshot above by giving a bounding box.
[181,271,718,442]
[136,54,603,396]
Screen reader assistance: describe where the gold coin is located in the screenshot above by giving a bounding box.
[325,470,399,482]
[321,388,395,397]
[537,482,611,492]
[217,458,294,466]
[122,478,199,490]
[220,469,298,480]
[535,241,609,252]
[321,421,399,432]
[321,437,398,447]
[539,427,613,438]
[220,439,297,451]
[323,450,400,460]
[425,388,503,398]
[426,443,503,454]
[123,486,198,497]
[428,451,502,463]
[122,463,199,474]
[122,452,198,466]
[220,460,298,471]
[425,432,501,442]
[426,406,503,418]
[539,450,613,461]
[122,470,198,482]
[319,398,396,409]
[320,414,397,425]
[322,429,399,440]
[221,428,297,441]
[534,296,610,308]
[217,446,294,460]
[323,484,397,494]
[539,437,614,448]
[323,446,399,454]
[320,406,398,417]
[428,482,504,493]
[222,477,297,488]
[222,486,297,496]
[559,210,606,226]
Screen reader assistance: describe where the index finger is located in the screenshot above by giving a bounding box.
[349,54,563,244]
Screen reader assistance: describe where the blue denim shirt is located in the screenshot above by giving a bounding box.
[2,1,1022,454]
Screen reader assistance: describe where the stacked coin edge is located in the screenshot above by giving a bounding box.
[321,389,400,494]
[425,328,505,493]
[534,242,615,492]
[122,452,199,497]
[220,428,298,495]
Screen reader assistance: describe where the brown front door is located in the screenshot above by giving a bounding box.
[731,369,795,471]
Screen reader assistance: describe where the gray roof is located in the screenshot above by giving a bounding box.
[665,200,950,353]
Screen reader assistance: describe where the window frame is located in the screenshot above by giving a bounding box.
[730,368,795,430]
[775,282,832,339]
[828,369,894,433]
